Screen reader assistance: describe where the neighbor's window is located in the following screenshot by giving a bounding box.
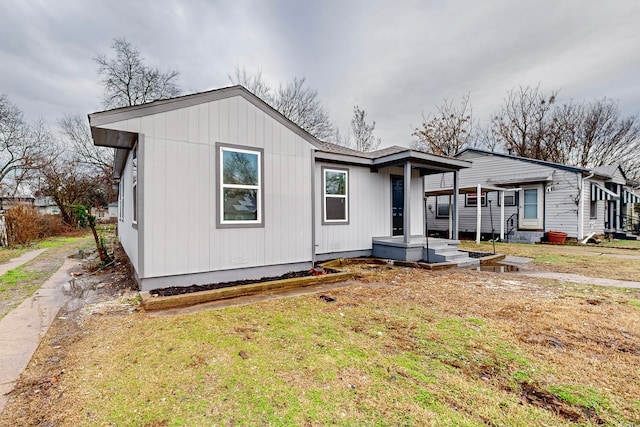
[436,195,450,218]
[132,145,138,224]
[324,168,348,223]
[220,146,262,224]
[590,200,598,219]
[498,191,516,207]
[465,192,486,207]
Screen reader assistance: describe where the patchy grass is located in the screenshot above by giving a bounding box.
[460,241,640,281]
[0,247,30,264]
[596,239,640,250]
[5,265,640,426]
[0,234,94,319]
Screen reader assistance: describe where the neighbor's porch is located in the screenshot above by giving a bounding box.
[372,235,478,266]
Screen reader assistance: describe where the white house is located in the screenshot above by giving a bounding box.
[89,86,471,291]
[424,149,639,243]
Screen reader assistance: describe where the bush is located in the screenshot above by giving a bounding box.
[4,205,68,246]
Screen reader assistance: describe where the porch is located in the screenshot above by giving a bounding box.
[372,236,479,266]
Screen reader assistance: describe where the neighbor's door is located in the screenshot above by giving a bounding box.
[518,184,543,230]
[391,175,404,236]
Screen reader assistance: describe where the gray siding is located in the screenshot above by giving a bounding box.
[425,155,587,238]
[100,96,314,281]
[118,150,139,272]
[315,164,424,255]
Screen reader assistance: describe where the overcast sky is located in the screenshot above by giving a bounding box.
[1,0,639,148]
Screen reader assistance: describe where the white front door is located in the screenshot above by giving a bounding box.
[519,184,544,230]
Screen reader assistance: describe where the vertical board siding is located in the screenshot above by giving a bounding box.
[117,152,138,271]
[315,163,389,254]
[104,95,313,279]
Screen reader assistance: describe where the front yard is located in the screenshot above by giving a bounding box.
[2,243,640,426]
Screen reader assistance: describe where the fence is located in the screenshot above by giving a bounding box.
[0,214,7,247]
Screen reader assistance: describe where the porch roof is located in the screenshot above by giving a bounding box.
[424,185,514,197]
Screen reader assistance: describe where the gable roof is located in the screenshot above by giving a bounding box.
[456,148,591,175]
[89,85,324,150]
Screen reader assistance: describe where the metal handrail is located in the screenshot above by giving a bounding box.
[506,213,518,242]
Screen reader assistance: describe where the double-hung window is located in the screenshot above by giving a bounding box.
[323,168,348,223]
[436,195,450,218]
[219,145,263,226]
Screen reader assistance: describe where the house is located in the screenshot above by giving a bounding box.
[424,148,640,243]
[591,165,640,237]
[108,202,118,219]
[0,194,35,213]
[34,196,60,215]
[89,85,471,291]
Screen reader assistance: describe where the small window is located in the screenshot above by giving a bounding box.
[498,191,516,207]
[465,192,487,207]
[119,179,124,222]
[323,168,348,223]
[436,195,450,218]
[132,145,138,224]
[590,200,597,219]
[220,145,262,225]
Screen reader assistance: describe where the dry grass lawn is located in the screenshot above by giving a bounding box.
[2,262,640,426]
[460,241,640,281]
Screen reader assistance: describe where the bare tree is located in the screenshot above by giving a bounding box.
[95,37,181,109]
[39,145,104,227]
[488,85,558,159]
[230,69,335,140]
[350,105,381,152]
[412,93,474,156]
[0,95,50,196]
[229,66,272,101]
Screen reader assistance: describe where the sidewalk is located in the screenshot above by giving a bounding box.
[0,248,47,276]
[0,258,77,414]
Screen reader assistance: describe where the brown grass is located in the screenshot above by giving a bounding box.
[2,263,639,426]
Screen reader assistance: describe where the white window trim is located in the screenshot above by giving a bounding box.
[219,146,262,225]
[119,179,124,222]
[131,145,138,225]
[465,192,487,207]
[323,168,349,223]
[435,195,450,218]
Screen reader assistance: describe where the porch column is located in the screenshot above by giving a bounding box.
[616,184,621,231]
[403,161,411,244]
[452,171,459,239]
[500,190,505,240]
[476,184,482,244]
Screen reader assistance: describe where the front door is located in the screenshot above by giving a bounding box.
[519,184,544,230]
[391,176,404,236]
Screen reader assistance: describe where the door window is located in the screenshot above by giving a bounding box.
[523,189,538,219]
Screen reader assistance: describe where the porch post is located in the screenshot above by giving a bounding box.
[500,190,505,240]
[452,171,459,240]
[404,161,411,244]
[476,184,482,244]
[616,184,621,231]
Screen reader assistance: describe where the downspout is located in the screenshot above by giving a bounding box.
[579,172,594,240]
[311,149,316,267]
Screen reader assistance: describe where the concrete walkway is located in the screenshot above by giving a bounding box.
[0,248,47,276]
[514,271,640,289]
[0,258,77,414]
[501,255,640,289]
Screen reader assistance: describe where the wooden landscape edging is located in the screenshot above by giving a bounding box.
[141,271,354,311]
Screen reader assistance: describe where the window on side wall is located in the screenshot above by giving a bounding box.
[132,145,138,224]
[119,179,124,222]
[498,191,516,206]
[323,168,348,223]
[590,200,597,219]
[465,192,486,207]
[435,195,450,218]
[219,145,263,226]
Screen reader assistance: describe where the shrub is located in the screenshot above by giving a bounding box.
[3,205,68,246]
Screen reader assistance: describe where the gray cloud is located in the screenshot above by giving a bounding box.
[1,0,638,148]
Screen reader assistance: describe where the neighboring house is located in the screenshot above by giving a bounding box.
[591,165,640,236]
[34,196,61,215]
[89,85,470,290]
[0,194,35,213]
[424,148,638,243]
[108,202,118,219]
